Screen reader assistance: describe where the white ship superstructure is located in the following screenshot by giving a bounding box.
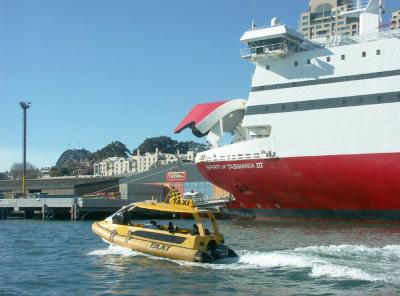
[175,0,400,220]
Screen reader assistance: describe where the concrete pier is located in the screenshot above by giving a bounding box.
[0,197,132,221]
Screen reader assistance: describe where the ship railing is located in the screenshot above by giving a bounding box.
[240,43,290,59]
[200,151,278,163]
[318,27,400,48]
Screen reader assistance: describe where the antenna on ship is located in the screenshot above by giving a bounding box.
[251,0,256,29]
[379,0,384,27]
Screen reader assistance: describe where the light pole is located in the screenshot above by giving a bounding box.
[19,101,31,198]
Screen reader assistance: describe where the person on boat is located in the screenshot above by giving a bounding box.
[167,222,175,233]
[112,208,130,225]
[191,224,199,235]
[144,220,159,229]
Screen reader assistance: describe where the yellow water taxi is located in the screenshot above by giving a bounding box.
[92,189,237,263]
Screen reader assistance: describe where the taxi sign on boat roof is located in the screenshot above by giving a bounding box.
[132,199,210,214]
[130,187,212,214]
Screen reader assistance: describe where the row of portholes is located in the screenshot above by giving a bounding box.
[258,94,400,113]
[246,92,400,116]
[266,49,382,69]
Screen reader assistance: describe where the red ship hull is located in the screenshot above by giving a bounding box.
[197,153,400,220]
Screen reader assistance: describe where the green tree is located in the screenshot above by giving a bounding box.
[0,172,8,180]
[176,141,207,153]
[49,166,72,177]
[132,136,207,155]
[133,136,178,154]
[9,163,39,180]
[91,141,130,161]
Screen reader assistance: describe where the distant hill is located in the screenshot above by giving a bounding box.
[50,137,206,177]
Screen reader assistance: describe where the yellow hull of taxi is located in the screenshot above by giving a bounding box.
[92,221,212,262]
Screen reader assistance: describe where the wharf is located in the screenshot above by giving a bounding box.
[0,197,131,221]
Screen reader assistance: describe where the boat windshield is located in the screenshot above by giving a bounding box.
[110,206,218,237]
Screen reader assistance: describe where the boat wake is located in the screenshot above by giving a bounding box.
[88,244,400,284]
[88,244,141,257]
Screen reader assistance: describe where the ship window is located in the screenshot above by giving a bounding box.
[307,59,311,65]
[362,51,366,57]
[326,56,331,62]
[377,95,382,102]
[341,55,345,60]
[266,65,270,70]
[376,49,381,55]
[294,61,298,67]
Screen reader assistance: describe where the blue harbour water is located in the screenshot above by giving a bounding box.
[1,219,400,296]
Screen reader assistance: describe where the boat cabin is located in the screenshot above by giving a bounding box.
[106,199,224,250]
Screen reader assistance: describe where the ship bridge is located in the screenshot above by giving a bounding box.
[174,99,247,148]
[240,18,315,62]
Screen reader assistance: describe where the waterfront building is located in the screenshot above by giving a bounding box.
[119,162,229,201]
[94,149,196,177]
[94,157,136,177]
[391,9,400,30]
[177,150,195,162]
[0,176,120,198]
[299,0,359,39]
[131,149,161,173]
[39,167,51,179]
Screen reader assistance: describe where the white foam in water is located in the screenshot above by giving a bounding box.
[88,244,400,284]
[294,244,400,262]
[87,244,141,257]
[237,251,318,269]
[310,264,376,282]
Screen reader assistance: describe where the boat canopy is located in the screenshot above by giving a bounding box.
[131,200,212,214]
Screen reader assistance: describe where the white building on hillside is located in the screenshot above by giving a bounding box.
[94,157,136,176]
[94,149,196,177]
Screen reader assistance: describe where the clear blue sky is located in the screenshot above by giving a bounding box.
[0,0,398,171]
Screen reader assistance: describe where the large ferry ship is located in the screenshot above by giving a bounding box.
[175,0,400,220]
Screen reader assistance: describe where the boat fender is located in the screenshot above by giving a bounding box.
[194,251,212,263]
[125,231,132,244]
[109,230,117,242]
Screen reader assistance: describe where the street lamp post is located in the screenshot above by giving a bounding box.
[19,101,31,198]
